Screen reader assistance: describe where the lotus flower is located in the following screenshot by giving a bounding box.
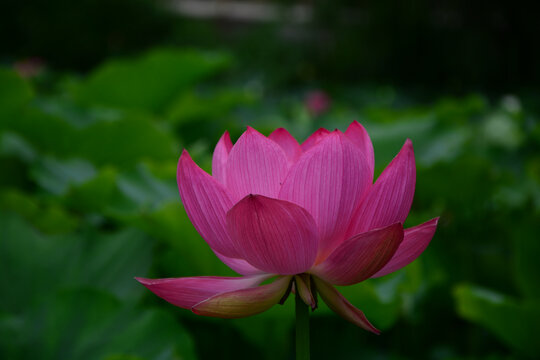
[137,121,438,333]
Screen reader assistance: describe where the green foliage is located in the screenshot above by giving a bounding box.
[74,49,233,113]
[0,69,33,116]
[455,285,540,357]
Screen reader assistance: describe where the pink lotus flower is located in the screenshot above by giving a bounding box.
[137,121,438,333]
[305,90,331,116]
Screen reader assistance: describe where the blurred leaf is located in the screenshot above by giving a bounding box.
[0,131,36,162]
[75,49,233,113]
[1,108,177,167]
[31,156,97,195]
[0,107,75,155]
[17,289,195,360]
[115,164,177,210]
[75,115,177,167]
[167,89,256,125]
[0,212,152,312]
[0,68,33,118]
[65,167,118,213]
[514,220,540,300]
[454,284,540,357]
[62,228,153,301]
[0,189,79,233]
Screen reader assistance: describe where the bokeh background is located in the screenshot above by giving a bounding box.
[1,1,539,359]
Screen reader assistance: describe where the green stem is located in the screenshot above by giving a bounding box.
[295,287,310,360]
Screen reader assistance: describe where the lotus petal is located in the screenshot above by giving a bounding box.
[314,277,380,334]
[212,131,233,185]
[226,127,290,202]
[269,127,303,163]
[345,121,374,176]
[280,132,372,261]
[192,276,292,318]
[295,274,316,309]
[136,274,269,309]
[372,217,439,278]
[346,139,415,237]
[177,151,239,257]
[301,128,331,151]
[213,251,264,276]
[227,195,319,275]
[312,223,403,285]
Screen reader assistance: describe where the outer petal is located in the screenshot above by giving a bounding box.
[192,276,292,318]
[226,195,319,275]
[136,275,269,309]
[268,128,302,163]
[314,277,380,334]
[372,217,439,278]
[213,251,264,276]
[177,150,239,258]
[279,132,372,261]
[301,128,330,151]
[345,121,374,176]
[346,139,415,237]
[212,131,233,185]
[312,223,404,285]
[226,127,290,202]
[295,274,316,309]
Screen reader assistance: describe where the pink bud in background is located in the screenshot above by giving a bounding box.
[137,121,439,333]
[305,90,331,116]
[13,57,45,79]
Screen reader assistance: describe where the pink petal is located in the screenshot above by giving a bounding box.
[225,127,290,202]
[177,150,239,258]
[136,274,269,309]
[212,131,233,185]
[372,217,439,278]
[312,223,404,285]
[268,128,303,163]
[279,131,372,261]
[213,250,265,276]
[345,121,374,176]
[314,277,380,334]
[192,275,292,318]
[346,139,415,237]
[295,274,316,309]
[301,128,331,151]
[226,195,319,275]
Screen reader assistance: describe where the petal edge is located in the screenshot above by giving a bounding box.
[312,223,404,285]
[192,276,292,318]
[314,277,380,334]
[371,217,439,278]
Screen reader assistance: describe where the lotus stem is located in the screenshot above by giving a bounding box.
[295,283,310,360]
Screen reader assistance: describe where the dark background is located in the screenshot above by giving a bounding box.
[2,0,540,93]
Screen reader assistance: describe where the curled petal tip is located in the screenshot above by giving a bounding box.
[314,277,380,334]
